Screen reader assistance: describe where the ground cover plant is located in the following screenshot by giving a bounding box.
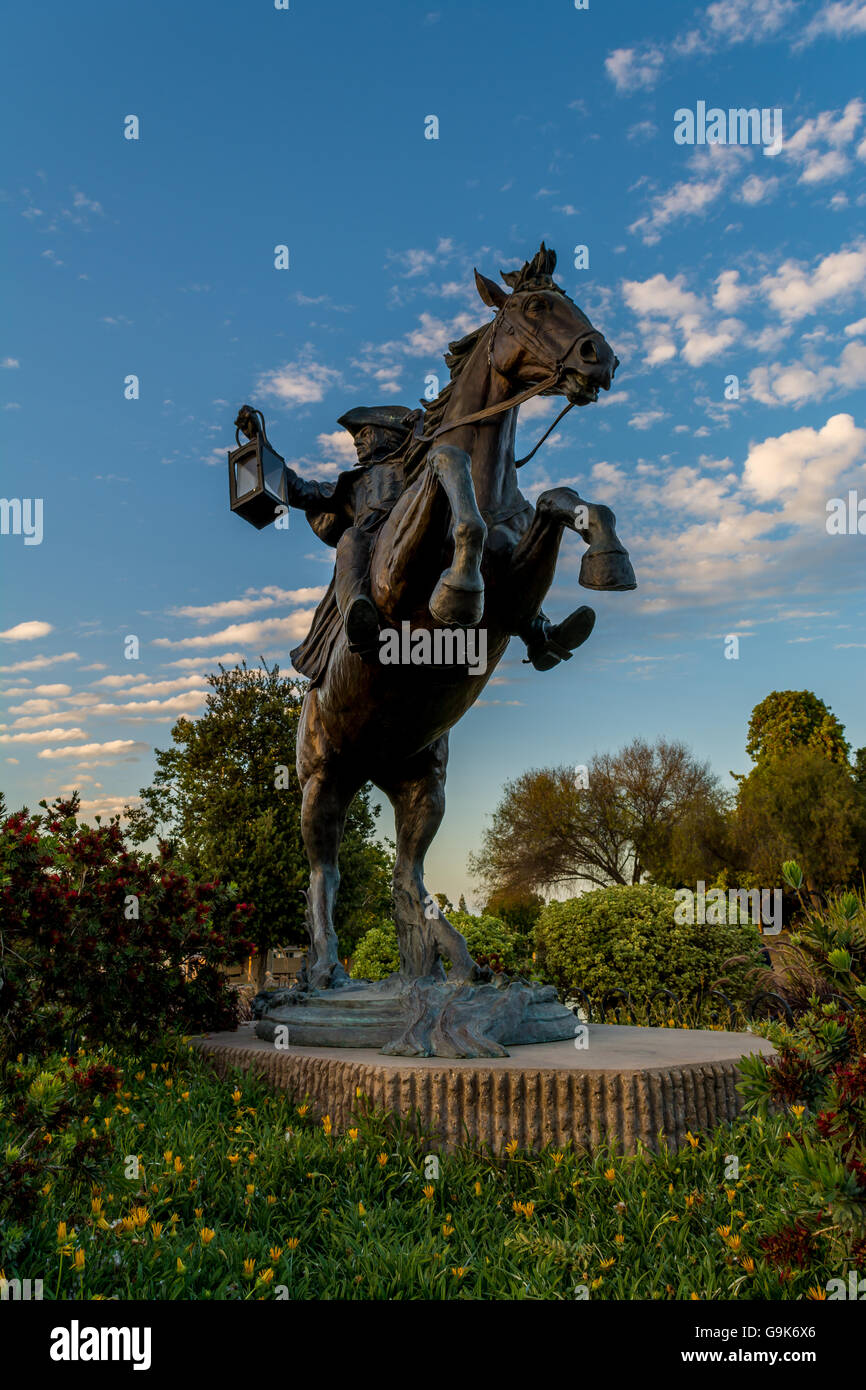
[1,1035,858,1301]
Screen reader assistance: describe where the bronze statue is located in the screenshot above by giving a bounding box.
[236,244,636,1056]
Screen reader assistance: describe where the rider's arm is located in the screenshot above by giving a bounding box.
[282,467,341,515]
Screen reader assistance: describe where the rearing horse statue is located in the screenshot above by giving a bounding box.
[292,244,636,995]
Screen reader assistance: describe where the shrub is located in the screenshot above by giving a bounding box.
[0,794,255,1059]
[534,883,764,1004]
[350,912,524,981]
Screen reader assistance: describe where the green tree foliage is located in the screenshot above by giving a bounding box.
[535,884,764,1003]
[468,739,725,895]
[125,663,392,979]
[746,690,850,767]
[734,748,865,895]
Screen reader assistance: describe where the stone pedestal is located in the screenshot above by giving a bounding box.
[192,1023,775,1154]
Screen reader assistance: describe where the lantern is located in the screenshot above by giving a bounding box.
[228,408,288,530]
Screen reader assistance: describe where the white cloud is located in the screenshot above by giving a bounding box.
[152,614,315,650]
[747,341,866,406]
[255,355,341,408]
[0,621,54,642]
[604,44,665,92]
[0,727,87,745]
[38,740,149,762]
[759,242,866,320]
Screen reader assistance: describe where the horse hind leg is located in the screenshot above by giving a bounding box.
[378,735,477,984]
[299,768,357,990]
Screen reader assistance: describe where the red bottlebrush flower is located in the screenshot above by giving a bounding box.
[758,1221,815,1270]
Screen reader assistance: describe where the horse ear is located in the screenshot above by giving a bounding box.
[474,269,509,309]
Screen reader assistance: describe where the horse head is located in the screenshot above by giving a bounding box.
[474,243,618,407]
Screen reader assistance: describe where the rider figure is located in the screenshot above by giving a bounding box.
[234,403,595,668]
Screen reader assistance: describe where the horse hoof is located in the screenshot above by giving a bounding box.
[429,575,485,628]
[579,549,637,592]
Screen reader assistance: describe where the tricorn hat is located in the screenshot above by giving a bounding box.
[337,405,418,438]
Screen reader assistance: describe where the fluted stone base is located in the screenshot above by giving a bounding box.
[192,1023,775,1154]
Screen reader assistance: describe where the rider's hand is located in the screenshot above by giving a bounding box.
[234,405,259,439]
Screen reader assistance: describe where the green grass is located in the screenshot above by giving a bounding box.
[0,1036,843,1300]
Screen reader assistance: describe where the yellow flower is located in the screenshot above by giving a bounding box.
[286,1237,300,1250]
[41,1182,52,1196]
[685,1131,699,1149]
[451,1266,467,1279]
[604,1168,616,1182]
[599,1257,616,1270]
[791,1105,806,1119]
[180,1091,190,1101]
[422,1185,435,1201]
[96,1217,111,1232]
[377,1152,388,1166]
[73,1249,85,1271]
[614,1233,625,1245]
[56,1222,67,1244]
[246,1184,255,1196]
[151,1223,163,1240]
[552,1152,564,1166]
[806,1285,827,1300]
[200,1228,216,1245]
[740,1257,755,1274]
[726,1234,742,1252]
[266,1195,277,1206]
[348,1128,359,1142]
[297,1103,309,1117]
[356,1087,363,1099]
[690,1292,700,1301]
[135,1071,145,1081]
[176,1258,186,1273]
[231,1088,242,1103]
[685,1195,695,1209]
[322,1115,332,1136]
[474,1181,482,1196]
[716,1225,731,1239]
[194,1207,203,1219]
[505,1140,519,1157]
[242,1257,256,1278]
[173,1157,184,1173]
[164,1079,173,1090]
[151,1063,158,1072]
[269,1246,283,1261]
[227,1153,240,1165]
[91,1197,103,1215]
[726,1189,736,1203]
[257,1267,275,1285]
[358,1202,366,1216]
[442,1223,454,1237]
[591,1277,603,1290]
[668,1182,674,1195]
[130,1207,149,1229]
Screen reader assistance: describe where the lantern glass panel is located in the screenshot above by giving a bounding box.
[235,457,259,498]
[262,448,286,502]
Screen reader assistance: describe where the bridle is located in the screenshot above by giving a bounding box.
[413,293,606,467]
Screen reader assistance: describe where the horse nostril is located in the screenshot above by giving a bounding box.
[579,340,598,363]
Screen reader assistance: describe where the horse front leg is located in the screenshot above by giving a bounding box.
[534,487,636,592]
[426,445,487,627]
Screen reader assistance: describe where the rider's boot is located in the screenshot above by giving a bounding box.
[335,528,380,656]
[518,606,596,671]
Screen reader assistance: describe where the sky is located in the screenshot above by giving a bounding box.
[2,0,866,907]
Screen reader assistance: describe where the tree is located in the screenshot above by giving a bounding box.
[734,747,865,895]
[483,888,545,937]
[746,691,850,767]
[125,663,392,986]
[468,738,725,897]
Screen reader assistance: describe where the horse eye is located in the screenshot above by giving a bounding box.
[526,297,546,315]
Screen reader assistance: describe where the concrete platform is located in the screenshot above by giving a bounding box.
[192,1023,775,1154]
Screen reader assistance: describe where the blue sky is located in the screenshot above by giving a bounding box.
[2,0,866,905]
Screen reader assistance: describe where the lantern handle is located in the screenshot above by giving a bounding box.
[235,407,270,449]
